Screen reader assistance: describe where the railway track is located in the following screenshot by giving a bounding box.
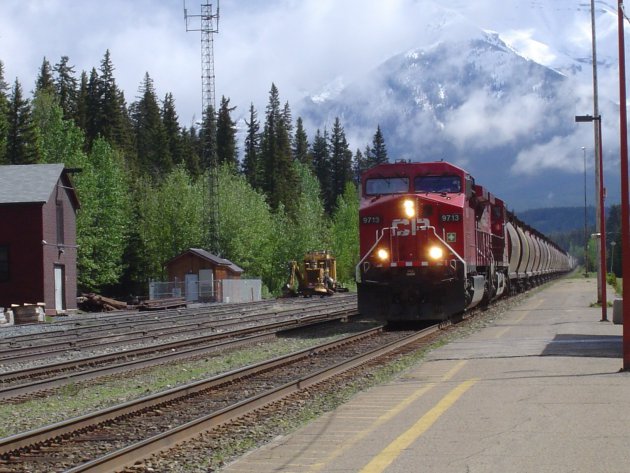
[0,324,441,472]
[0,296,357,366]
[0,307,358,401]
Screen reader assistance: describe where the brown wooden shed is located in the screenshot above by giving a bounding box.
[0,164,80,315]
[165,248,243,302]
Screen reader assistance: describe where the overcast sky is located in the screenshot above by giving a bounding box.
[0,0,622,186]
[0,0,454,128]
[2,0,619,125]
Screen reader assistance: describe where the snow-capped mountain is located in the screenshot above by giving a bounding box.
[297,0,621,211]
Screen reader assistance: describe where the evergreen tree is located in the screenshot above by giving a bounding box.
[54,56,78,121]
[6,79,40,164]
[368,124,388,166]
[311,128,332,212]
[329,117,353,211]
[352,148,367,184]
[35,57,55,95]
[282,101,293,141]
[131,72,171,178]
[293,117,310,167]
[216,96,238,170]
[242,103,261,188]
[200,104,218,171]
[84,67,100,147]
[181,125,202,177]
[260,83,298,215]
[162,92,184,167]
[0,61,9,164]
[75,71,89,133]
[97,50,132,155]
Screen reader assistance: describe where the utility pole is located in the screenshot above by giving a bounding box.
[617,0,630,370]
[184,1,220,254]
[590,0,606,311]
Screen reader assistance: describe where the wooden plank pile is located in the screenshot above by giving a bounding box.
[138,297,187,311]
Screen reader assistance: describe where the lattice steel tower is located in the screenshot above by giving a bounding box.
[184,1,220,253]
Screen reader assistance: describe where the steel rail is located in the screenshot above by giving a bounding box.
[66,324,440,473]
[0,309,358,400]
[0,324,386,458]
[0,300,358,363]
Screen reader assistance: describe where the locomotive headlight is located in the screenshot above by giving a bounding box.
[376,248,389,261]
[403,199,415,218]
[428,246,444,260]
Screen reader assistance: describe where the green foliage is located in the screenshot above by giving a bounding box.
[330,183,359,283]
[7,78,40,164]
[216,164,279,292]
[74,138,131,292]
[32,91,85,166]
[135,165,205,280]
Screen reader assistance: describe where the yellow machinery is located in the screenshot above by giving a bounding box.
[283,250,348,297]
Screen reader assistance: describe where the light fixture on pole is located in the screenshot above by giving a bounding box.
[575,114,607,322]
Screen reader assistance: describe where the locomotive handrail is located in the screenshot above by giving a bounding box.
[355,227,392,282]
[423,224,467,274]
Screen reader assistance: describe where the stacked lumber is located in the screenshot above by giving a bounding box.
[78,293,128,312]
[138,297,186,311]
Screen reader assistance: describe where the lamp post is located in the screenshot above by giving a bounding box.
[575,114,607,322]
[583,146,588,277]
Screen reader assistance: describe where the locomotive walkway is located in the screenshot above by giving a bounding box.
[220,277,630,473]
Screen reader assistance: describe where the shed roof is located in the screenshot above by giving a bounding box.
[0,164,78,206]
[169,248,244,274]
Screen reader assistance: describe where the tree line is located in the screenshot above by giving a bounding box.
[0,51,389,298]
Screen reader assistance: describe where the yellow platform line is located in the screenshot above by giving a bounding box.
[359,377,479,473]
[308,360,467,472]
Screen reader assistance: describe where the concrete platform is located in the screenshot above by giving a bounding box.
[221,278,630,473]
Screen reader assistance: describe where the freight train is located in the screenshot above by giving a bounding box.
[356,161,575,322]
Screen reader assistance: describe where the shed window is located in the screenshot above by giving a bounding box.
[0,246,8,282]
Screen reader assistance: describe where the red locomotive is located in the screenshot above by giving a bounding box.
[356,161,574,322]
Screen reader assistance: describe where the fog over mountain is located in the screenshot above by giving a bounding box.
[296,0,622,211]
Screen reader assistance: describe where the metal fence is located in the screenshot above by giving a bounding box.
[149,279,261,304]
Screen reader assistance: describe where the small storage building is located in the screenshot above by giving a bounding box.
[165,248,244,302]
[0,164,80,315]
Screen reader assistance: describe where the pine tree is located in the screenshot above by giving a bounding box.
[329,117,353,211]
[75,71,89,134]
[311,128,332,212]
[242,103,261,188]
[200,104,218,171]
[181,125,202,177]
[260,83,298,214]
[293,117,310,167]
[216,96,238,170]
[162,92,184,167]
[6,79,40,164]
[0,61,9,164]
[131,72,171,179]
[369,124,388,166]
[352,148,367,184]
[35,57,55,95]
[54,56,78,121]
[98,50,132,154]
[84,67,101,147]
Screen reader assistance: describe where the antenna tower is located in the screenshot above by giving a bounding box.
[184,1,220,253]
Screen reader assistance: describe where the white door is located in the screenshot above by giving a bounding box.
[185,273,199,302]
[54,265,65,312]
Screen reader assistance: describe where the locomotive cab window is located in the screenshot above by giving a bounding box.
[414,175,462,193]
[365,177,409,195]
